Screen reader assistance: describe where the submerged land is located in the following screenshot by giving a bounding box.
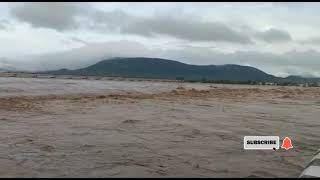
[0,77,320,177]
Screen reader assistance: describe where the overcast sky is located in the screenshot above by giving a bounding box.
[1,2,320,77]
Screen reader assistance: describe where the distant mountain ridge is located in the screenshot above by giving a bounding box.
[0,67,15,72]
[42,57,319,84]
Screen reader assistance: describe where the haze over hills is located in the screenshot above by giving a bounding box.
[42,57,320,84]
[0,67,16,72]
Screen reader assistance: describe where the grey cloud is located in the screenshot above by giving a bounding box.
[272,2,320,9]
[0,23,5,30]
[0,19,9,30]
[8,3,131,32]
[88,9,133,31]
[255,28,292,43]
[87,10,252,44]
[10,2,88,31]
[121,16,253,44]
[8,3,252,44]
[8,40,162,71]
[0,57,18,71]
[299,37,320,44]
[70,37,90,45]
[0,19,9,24]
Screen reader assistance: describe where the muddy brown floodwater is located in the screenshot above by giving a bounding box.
[0,77,320,177]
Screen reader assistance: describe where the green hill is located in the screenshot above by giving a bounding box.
[45,57,278,82]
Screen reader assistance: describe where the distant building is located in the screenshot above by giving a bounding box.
[265,82,277,86]
[38,74,56,79]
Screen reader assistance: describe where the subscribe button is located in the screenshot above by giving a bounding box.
[244,136,279,150]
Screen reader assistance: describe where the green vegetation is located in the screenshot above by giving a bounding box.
[45,57,277,82]
[42,57,320,87]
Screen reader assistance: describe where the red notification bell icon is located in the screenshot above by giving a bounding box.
[281,137,293,150]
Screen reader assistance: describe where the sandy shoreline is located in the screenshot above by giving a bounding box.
[1,78,320,177]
